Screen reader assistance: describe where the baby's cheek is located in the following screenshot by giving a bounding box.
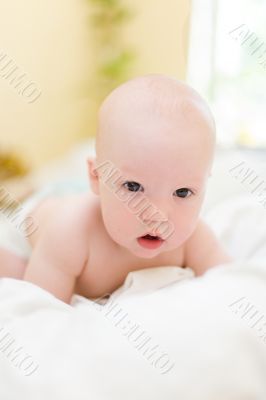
[102,194,139,230]
[171,211,198,242]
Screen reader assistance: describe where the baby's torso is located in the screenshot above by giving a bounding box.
[27,191,185,299]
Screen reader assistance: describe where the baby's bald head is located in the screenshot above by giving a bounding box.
[95,74,216,180]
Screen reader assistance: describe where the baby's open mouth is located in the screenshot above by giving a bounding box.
[141,234,162,241]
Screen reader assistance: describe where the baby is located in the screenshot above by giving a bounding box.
[0,74,232,304]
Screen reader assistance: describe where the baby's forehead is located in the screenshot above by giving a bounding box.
[112,134,212,183]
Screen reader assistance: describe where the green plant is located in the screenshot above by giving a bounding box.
[86,0,136,101]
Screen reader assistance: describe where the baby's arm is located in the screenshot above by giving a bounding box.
[23,206,89,304]
[184,219,233,276]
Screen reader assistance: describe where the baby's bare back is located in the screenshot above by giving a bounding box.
[24,191,184,303]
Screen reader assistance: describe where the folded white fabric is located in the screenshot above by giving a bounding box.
[0,261,266,400]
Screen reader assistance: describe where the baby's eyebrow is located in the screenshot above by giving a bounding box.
[118,165,134,173]
[118,165,205,186]
[117,166,140,178]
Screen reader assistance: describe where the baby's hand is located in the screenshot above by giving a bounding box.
[184,219,233,276]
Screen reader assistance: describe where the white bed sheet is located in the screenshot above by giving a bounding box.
[0,259,266,399]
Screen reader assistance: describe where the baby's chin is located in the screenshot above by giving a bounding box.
[128,246,163,259]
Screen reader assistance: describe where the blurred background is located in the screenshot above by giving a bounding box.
[0,0,266,214]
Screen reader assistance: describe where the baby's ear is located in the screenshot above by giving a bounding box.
[87,157,100,195]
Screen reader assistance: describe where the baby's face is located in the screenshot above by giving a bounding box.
[90,76,215,259]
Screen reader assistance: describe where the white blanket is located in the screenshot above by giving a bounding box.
[0,261,266,399]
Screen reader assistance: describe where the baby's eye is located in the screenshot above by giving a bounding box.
[122,181,144,192]
[174,188,193,198]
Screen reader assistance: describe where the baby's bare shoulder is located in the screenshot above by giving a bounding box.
[184,218,211,248]
[29,192,98,256]
[184,218,232,275]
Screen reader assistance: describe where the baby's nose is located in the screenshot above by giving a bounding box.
[140,203,168,222]
[140,208,169,233]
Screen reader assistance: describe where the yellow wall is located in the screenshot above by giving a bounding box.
[0,0,191,170]
[125,0,191,77]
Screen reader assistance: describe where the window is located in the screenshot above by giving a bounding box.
[187,0,266,148]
